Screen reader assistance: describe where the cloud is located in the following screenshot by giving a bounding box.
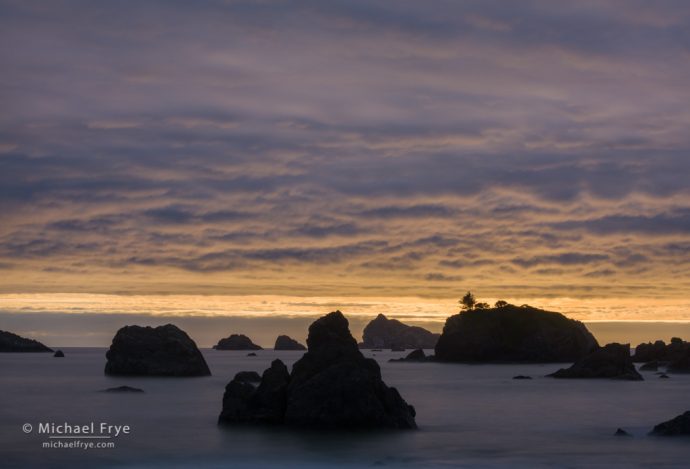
[512,253,609,269]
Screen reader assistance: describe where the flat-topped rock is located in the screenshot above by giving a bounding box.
[213,334,263,351]
[0,330,53,353]
[105,324,211,376]
[548,343,643,381]
[435,305,598,363]
[219,311,417,430]
[274,335,306,351]
[360,314,439,350]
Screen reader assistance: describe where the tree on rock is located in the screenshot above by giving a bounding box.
[495,300,508,308]
[460,292,476,311]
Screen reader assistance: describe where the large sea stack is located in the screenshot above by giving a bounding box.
[274,335,306,350]
[219,311,417,429]
[360,314,439,349]
[105,324,211,376]
[548,343,643,380]
[213,334,263,351]
[0,330,53,353]
[435,304,598,363]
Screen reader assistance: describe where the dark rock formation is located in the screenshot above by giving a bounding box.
[614,428,631,437]
[650,411,690,436]
[548,343,643,381]
[668,354,690,373]
[234,371,262,383]
[0,330,53,353]
[102,386,144,393]
[513,375,532,380]
[53,350,65,358]
[389,348,428,362]
[639,361,659,371]
[213,334,262,351]
[361,314,439,349]
[435,305,598,363]
[633,338,690,365]
[274,335,306,351]
[105,324,211,376]
[219,311,417,429]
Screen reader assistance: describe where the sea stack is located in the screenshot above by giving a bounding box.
[650,411,690,436]
[435,304,598,362]
[219,311,417,429]
[548,343,643,380]
[105,324,211,376]
[0,330,53,353]
[274,335,306,350]
[360,314,439,349]
[213,334,263,351]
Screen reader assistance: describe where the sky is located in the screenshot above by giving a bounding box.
[1,1,690,345]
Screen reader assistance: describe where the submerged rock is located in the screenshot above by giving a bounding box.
[219,311,417,430]
[274,335,306,351]
[548,343,643,381]
[102,385,145,393]
[512,375,533,380]
[53,350,65,358]
[0,330,53,353]
[650,411,690,436]
[247,352,257,357]
[389,349,428,362]
[360,314,439,350]
[659,373,670,379]
[213,334,263,351]
[614,428,631,437]
[435,305,598,363]
[105,324,211,377]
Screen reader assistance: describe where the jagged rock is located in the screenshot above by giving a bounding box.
[614,428,631,436]
[219,359,290,425]
[650,411,690,436]
[633,338,690,364]
[639,361,659,371]
[360,314,439,350]
[102,386,144,393]
[274,335,306,351]
[389,349,427,362]
[105,324,211,376]
[548,343,643,381]
[213,334,262,351]
[219,311,417,430]
[435,305,598,363]
[513,375,532,380]
[53,350,65,357]
[0,330,53,353]
[234,371,262,383]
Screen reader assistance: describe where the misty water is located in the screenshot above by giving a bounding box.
[1,349,688,468]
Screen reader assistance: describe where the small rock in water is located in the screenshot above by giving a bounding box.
[102,386,144,393]
[659,374,670,379]
[53,350,65,358]
[513,375,532,380]
[247,352,257,357]
[614,428,631,436]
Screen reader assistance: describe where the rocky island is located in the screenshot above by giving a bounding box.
[360,314,439,350]
[548,343,643,380]
[219,311,417,429]
[274,335,306,350]
[105,324,211,376]
[213,334,263,351]
[434,304,598,362]
[0,330,53,353]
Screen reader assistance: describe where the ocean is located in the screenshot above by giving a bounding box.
[1,349,688,468]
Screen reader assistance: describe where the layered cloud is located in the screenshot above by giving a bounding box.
[1,0,689,302]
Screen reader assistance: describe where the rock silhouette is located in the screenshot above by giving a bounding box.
[650,411,690,436]
[634,338,690,373]
[435,305,598,362]
[105,324,211,376]
[53,350,65,357]
[274,335,306,350]
[102,386,145,393]
[548,343,643,380]
[234,371,262,383]
[213,334,263,351]
[513,375,532,380]
[614,428,631,436]
[360,314,439,349]
[639,361,659,371]
[389,349,428,362]
[0,330,53,353]
[219,311,417,429]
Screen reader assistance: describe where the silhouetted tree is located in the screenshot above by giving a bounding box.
[475,302,490,309]
[460,292,476,311]
[494,300,508,308]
